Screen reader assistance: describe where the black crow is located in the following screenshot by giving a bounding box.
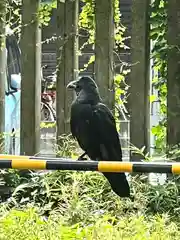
[67,76,130,197]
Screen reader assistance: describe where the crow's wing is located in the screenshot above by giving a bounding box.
[70,102,130,197]
[92,103,122,161]
[70,102,122,161]
[70,102,94,152]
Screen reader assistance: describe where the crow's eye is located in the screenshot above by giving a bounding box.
[76,85,81,91]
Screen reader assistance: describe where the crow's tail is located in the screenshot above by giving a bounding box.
[103,172,130,198]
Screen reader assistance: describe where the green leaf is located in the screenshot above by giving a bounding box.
[150,94,157,103]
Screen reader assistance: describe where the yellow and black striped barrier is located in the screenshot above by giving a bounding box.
[0,154,180,174]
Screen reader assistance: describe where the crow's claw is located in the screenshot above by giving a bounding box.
[77,156,88,161]
[77,152,87,161]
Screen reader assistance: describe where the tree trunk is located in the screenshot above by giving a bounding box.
[56,0,79,142]
[0,0,6,152]
[95,0,114,110]
[129,0,150,161]
[167,0,180,153]
[20,0,41,155]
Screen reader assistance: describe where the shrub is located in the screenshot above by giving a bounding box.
[0,208,179,240]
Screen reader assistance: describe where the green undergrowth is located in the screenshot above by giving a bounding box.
[1,169,180,221]
[0,208,180,240]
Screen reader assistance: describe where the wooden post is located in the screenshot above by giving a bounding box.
[20,0,41,155]
[167,1,180,150]
[94,0,114,110]
[129,0,150,160]
[56,0,79,140]
[0,0,6,150]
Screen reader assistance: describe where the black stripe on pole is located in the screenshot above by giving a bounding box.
[46,160,98,171]
[133,163,172,173]
[0,160,12,168]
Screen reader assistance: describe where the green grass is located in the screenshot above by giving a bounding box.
[0,170,180,239]
[0,208,179,240]
[4,170,180,220]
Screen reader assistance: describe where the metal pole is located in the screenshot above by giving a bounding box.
[0,155,180,174]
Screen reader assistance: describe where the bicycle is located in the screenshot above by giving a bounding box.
[41,65,56,122]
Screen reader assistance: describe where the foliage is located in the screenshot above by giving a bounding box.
[55,134,81,158]
[151,120,166,153]
[6,0,56,38]
[79,0,95,45]
[0,208,180,240]
[79,0,130,111]
[150,0,167,153]
[1,162,180,222]
[0,133,5,153]
[38,0,57,26]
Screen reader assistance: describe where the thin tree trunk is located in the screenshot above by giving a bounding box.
[167,0,180,155]
[20,0,41,155]
[129,0,150,161]
[95,0,114,110]
[56,0,79,143]
[0,0,6,152]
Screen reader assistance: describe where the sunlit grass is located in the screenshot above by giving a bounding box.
[0,208,179,240]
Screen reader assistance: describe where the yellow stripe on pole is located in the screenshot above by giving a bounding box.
[11,159,46,169]
[98,161,133,173]
[0,155,30,160]
[172,164,180,174]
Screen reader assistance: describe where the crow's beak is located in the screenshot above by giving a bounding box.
[66,80,78,89]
